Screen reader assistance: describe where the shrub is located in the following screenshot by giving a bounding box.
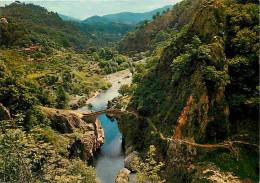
[134,145,165,183]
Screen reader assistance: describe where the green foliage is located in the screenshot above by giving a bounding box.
[134,145,165,183]
[197,148,259,182]
[79,22,135,47]
[0,3,92,50]
[96,48,133,74]
[0,121,99,182]
[118,0,195,55]
[67,159,99,183]
[123,0,259,181]
[56,85,69,109]
[225,0,259,124]
[119,84,136,96]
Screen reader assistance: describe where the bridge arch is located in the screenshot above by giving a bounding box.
[81,109,131,122]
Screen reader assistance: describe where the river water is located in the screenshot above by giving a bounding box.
[77,71,132,183]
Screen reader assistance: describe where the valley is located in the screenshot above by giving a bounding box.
[0,0,259,183]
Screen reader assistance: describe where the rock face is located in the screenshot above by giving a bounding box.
[0,103,12,121]
[124,149,138,171]
[115,168,131,183]
[41,106,105,161]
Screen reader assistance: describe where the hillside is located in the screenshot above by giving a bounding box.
[118,0,197,55]
[79,22,135,47]
[0,3,135,182]
[0,2,95,50]
[0,0,259,182]
[83,5,172,24]
[117,0,259,182]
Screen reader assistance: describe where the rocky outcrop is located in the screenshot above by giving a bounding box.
[115,168,131,183]
[124,147,139,171]
[0,103,12,121]
[41,106,104,161]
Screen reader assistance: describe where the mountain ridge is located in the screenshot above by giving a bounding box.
[83,5,172,24]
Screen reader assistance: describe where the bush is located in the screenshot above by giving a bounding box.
[119,84,136,96]
[134,145,165,183]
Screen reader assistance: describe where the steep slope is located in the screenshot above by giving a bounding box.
[83,5,172,24]
[118,0,198,55]
[118,0,259,182]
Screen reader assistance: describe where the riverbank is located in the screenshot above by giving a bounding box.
[68,69,131,110]
[86,69,132,106]
[104,69,131,85]
[76,69,132,183]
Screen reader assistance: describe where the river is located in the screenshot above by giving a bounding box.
[77,70,132,183]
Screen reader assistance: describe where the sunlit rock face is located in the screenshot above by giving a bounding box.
[41,106,105,161]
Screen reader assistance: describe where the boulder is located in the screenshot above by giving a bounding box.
[124,151,139,171]
[115,168,131,183]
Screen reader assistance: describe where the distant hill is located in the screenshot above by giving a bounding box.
[83,15,109,24]
[83,5,172,24]
[58,13,81,22]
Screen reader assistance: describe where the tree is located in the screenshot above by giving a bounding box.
[0,121,99,183]
[134,145,165,183]
[119,84,132,96]
[56,85,69,109]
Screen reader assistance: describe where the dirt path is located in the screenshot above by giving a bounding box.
[123,112,260,150]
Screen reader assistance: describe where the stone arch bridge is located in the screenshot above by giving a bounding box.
[82,109,136,122]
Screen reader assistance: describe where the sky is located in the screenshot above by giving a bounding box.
[0,0,181,20]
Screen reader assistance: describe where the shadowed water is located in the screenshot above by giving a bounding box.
[77,73,131,183]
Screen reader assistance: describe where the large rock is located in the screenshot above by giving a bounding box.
[115,168,131,183]
[124,150,139,171]
[41,106,104,161]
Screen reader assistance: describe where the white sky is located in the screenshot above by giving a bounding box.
[0,0,181,20]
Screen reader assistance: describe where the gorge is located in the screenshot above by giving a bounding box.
[0,0,259,182]
[77,70,132,182]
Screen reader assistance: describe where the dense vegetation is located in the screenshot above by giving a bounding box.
[79,22,135,47]
[118,0,259,182]
[0,0,259,182]
[0,3,94,50]
[0,2,135,182]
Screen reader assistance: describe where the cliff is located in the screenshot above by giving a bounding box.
[41,106,105,161]
[118,0,259,182]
